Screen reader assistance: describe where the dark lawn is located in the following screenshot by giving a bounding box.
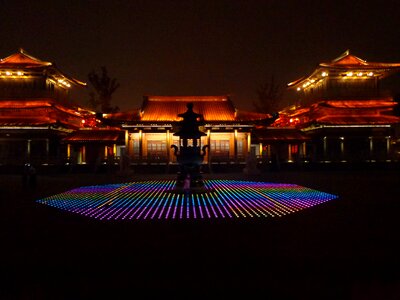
[1,168,399,299]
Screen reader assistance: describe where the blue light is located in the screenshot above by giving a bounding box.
[37,180,338,221]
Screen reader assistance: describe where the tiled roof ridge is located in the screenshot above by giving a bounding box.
[145,95,230,101]
[0,48,52,66]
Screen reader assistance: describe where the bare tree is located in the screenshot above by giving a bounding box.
[253,75,283,114]
[88,67,120,113]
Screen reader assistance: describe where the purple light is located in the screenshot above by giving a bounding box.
[37,180,338,221]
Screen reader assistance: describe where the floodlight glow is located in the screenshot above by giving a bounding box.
[37,180,338,221]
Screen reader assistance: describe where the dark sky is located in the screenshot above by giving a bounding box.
[1,0,400,111]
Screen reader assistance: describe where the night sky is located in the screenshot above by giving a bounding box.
[1,0,400,111]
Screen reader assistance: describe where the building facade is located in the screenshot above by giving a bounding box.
[0,49,126,169]
[103,95,273,166]
[0,49,88,166]
[272,50,400,164]
[1,49,399,171]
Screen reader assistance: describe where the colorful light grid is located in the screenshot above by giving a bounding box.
[36,180,338,221]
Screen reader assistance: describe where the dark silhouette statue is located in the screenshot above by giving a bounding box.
[171,102,209,193]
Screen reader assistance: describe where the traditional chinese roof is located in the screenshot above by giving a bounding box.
[140,95,236,122]
[0,99,85,129]
[288,50,400,90]
[271,99,400,127]
[314,115,400,125]
[319,50,400,69]
[102,109,141,122]
[322,100,398,109]
[63,129,124,143]
[0,49,86,87]
[138,95,272,123]
[0,49,52,67]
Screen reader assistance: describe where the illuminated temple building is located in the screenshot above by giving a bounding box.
[274,50,400,163]
[0,49,89,166]
[102,95,272,165]
[0,49,399,169]
[0,49,126,167]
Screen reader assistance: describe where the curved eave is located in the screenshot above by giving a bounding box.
[102,110,142,122]
[287,69,321,89]
[287,76,308,87]
[319,62,400,69]
[0,99,85,122]
[0,49,52,67]
[315,115,400,125]
[49,65,87,87]
[323,100,398,109]
[288,50,400,89]
[288,65,400,89]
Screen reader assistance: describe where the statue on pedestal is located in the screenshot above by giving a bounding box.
[171,102,210,193]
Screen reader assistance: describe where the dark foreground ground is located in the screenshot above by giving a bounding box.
[1,167,400,299]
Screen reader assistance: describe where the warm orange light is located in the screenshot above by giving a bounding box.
[321,72,328,77]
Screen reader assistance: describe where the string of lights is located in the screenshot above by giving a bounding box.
[37,180,338,221]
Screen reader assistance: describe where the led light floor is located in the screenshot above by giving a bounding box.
[36,179,338,221]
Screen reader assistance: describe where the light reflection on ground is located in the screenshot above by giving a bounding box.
[36,179,338,220]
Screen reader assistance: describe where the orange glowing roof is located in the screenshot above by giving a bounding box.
[103,109,141,121]
[0,118,54,126]
[323,99,398,109]
[316,115,400,125]
[269,98,400,128]
[145,95,230,102]
[0,99,84,116]
[0,99,85,129]
[141,96,236,122]
[0,99,54,109]
[63,129,123,143]
[0,49,52,67]
[288,50,400,88]
[320,50,400,69]
[0,49,86,87]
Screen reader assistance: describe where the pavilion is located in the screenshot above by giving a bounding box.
[1,49,399,169]
[265,50,400,164]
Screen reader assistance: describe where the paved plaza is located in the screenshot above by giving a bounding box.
[1,167,399,299]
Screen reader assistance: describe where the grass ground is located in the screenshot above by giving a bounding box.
[1,167,399,299]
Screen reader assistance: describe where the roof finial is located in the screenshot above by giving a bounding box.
[333,49,351,62]
[19,48,25,54]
